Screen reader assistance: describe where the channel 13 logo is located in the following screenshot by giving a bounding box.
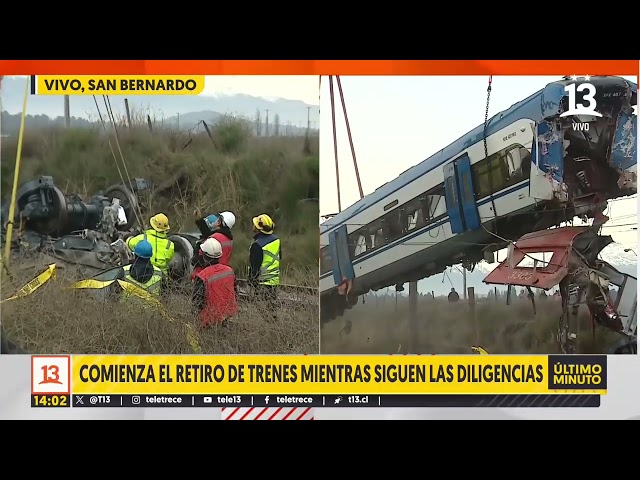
[559,75,603,119]
[31,355,71,395]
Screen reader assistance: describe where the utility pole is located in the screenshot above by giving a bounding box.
[463,268,467,301]
[265,109,270,137]
[63,95,70,128]
[304,106,312,153]
[408,281,418,353]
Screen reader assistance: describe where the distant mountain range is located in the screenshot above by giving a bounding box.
[0,76,319,135]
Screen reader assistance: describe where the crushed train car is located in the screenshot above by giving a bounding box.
[1,175,152,276]
[483,226,637,354]
[1,175,205,281]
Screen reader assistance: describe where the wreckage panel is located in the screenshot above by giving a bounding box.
[515,226,591,250]
[482,227,596,290]
[483,252,569,289]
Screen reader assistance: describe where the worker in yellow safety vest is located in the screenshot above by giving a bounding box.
[126,213,175,275]
[120,240,165,301]
[249,214,280,319]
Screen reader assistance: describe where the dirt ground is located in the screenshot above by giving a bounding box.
[320,294,630,354]
[1,260,318,355]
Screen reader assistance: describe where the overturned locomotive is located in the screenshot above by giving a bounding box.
[0,175,197,281]
[0,176,316,305]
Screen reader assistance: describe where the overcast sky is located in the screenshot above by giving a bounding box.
[201,75,319,105]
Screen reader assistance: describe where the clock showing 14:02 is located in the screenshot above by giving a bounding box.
[31,395,70,408]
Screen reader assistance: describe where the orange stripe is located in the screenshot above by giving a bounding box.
[0,60,636,75]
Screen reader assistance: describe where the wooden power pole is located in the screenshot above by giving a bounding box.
[63,95,70,128]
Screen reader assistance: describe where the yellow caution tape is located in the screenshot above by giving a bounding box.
[185,323,202,354]
[117,280,162,307]
[471,346,490,355]
[1,264,57,303]
[72,279,117,289]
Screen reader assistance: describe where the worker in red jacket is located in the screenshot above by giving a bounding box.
[193,211,235,272]
[191,238,238,326]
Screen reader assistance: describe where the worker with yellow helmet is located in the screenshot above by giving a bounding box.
[126,213,175,275]
[249,214,281,317]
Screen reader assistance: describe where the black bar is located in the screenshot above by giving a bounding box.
[71,394,601,408]
[253,394,324,408]
[31,394,71,408]
[30,75,36,94]
[377,394,601,408]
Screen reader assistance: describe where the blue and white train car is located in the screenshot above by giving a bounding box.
[320,76,637,321]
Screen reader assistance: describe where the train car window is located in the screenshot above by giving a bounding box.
[405,198,422,231]
[471,143,529,199]
[345,183,447,259]
[490,158,504,192]
[384,210,404,244]
[499,145,531,190]
[472,158,493,198]
[462,172,473,204]
[428,188,446,219]
[353,234,370,256]
[320,247,333,275]
[384,200,399,211]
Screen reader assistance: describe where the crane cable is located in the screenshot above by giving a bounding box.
[103,95,145,225]
[91,95,144,227]
[483,76,499,230]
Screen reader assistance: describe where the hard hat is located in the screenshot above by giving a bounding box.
[201,238,223,259]
[150,213,170,232]
[204,214,220,231]
[133,240,153,259]
[220,211,236,229]
[252,214,274,234]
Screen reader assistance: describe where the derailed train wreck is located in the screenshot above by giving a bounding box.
[320,75,637,354]
[1,175,153,275]
[0,175,315,304]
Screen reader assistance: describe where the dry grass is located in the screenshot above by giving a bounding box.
[320,294,628,354]
[1,119,319,354]
[1,260,318,355]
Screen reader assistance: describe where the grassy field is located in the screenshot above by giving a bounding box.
[1,118,319,354]
[320,294,628,354]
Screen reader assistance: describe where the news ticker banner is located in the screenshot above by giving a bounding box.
[31,393,601,410]
[29,75,205,96]
[31,354,606,409]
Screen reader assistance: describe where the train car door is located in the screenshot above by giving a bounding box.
[453,153,481,231]
[443,162,464,234]
[329,225,355,286]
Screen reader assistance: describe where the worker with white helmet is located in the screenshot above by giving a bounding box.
[191,237,237,326]
[193,211,235,269]
[126,213,175,274]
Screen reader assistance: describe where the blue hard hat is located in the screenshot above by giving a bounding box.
[204,214,220,230]
[134,240,153,259]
